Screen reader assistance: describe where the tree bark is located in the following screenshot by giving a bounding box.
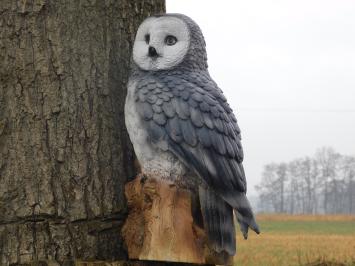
[0,0,165,265]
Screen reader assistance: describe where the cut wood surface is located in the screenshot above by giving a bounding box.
[122,175,233,265]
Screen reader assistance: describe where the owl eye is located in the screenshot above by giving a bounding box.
[165,35,177,46]
[145,34,150,44]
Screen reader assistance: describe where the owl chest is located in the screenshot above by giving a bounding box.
[125,79,188,180]
[125,80,152,157]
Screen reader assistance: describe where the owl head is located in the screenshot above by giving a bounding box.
[132,13,208,71]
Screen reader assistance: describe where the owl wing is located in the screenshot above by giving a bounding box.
[134,74,259,241]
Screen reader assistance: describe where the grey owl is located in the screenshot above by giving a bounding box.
[125,13,259,256]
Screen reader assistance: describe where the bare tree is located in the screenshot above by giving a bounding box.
[315,147,340,214]
[256,163,287,213]
[255,164,278,213]
[347,158,355,214]
[256,147,355,215]
[277,163,287,213]
[291,157,319,214]
[338,155,355,214]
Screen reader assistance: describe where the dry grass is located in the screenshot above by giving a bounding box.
[234,214,355,266]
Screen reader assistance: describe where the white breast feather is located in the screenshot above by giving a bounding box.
[125,79,187,179]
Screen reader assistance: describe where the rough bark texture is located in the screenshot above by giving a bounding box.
[0,0,165,265]
[122,175,232,265]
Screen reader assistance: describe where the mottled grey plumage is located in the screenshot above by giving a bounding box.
[125,13,259,256]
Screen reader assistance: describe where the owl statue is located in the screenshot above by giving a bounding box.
[125,13,259,256]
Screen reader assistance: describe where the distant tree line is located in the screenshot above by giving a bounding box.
[255,147,355,214]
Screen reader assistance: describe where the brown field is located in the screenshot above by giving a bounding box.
[234,214,355,266]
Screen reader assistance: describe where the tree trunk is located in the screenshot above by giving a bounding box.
[0,1,165,265]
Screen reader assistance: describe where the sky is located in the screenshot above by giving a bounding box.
[166,0,355,195]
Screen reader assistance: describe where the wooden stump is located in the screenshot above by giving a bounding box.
[122,174,233,265]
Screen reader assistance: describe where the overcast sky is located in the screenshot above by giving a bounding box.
[167,0,355,195]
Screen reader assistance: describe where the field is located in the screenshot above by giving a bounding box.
[234,214,355,266]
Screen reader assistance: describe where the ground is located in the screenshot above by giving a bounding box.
[234,214,355,266]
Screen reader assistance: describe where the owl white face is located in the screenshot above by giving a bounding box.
[133,16,190,71]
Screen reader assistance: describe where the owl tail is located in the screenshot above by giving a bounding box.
[232,192,260,239]
[199,187,236,256]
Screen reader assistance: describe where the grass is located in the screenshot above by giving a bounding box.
[234,214,355,266]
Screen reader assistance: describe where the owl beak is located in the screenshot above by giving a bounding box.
[148,46,159,58]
